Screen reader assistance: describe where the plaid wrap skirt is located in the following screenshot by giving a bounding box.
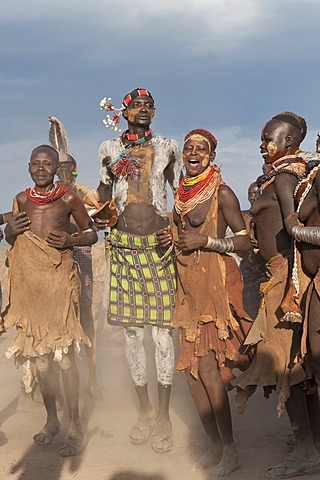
[107,229,176,327]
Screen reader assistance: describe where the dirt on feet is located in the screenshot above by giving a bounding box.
[0,243,319,480]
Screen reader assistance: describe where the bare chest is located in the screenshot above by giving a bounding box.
[126,144,154,204]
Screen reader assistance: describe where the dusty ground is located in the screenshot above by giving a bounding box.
[0,243,319,480]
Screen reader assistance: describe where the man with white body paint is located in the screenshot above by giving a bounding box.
[96,88,182,453]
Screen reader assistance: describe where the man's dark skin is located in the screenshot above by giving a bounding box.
[6,151,97,248]
[97,95,173,452]
[97,96,169,235]
[5,146,97,456]
[250,119,320,472]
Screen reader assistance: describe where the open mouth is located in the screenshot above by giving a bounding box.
[188,158,200,165]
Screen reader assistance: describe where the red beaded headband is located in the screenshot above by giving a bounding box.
[122,88,155,109]
[99,88,155,131]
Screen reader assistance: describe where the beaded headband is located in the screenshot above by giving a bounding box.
[185,134,212,152]
[99,88,155,132]
[184,128,218,152]
[122,88,154,109]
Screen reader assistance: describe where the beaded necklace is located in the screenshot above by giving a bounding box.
[257,154,306,195]
[175,165,223,221]
[109,129,154,178]
[294,162,320,208]
[26,182,68,204]
[291,162,320,303]
[122,129,153,142]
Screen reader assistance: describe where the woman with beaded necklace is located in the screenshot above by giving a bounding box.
[234,112,320,479]
[158,128,252,477]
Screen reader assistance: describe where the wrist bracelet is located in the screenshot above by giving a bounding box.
[205,236,234,253]
[234,229,248,236]
[82,227,95,234]
[292,225,320,246]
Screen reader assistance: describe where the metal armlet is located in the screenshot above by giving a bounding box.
[292,225,320,246]
[204,236,234,253]
[82,227,96,234]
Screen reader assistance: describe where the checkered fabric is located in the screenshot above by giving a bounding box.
[108,229,176,327]
[73,246,93,307]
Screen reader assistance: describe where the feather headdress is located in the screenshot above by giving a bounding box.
[48,116,69,162]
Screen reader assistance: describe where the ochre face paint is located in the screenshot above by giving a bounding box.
[267,141,278,157]
[201,153,210,168]
[183,135,212,168]
[126,106,155,123]
[126,108,140,123]
[149,110,155,122]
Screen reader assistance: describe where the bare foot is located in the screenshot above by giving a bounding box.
[33,423,60,446]
[206,443,240,477]
[192,439,222,471]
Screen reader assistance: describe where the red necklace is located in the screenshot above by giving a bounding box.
[175,165,223,217]
[25,182,68,204]
[122,129,153,143]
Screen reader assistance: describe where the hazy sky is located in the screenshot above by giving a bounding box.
[1,0,320,215]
